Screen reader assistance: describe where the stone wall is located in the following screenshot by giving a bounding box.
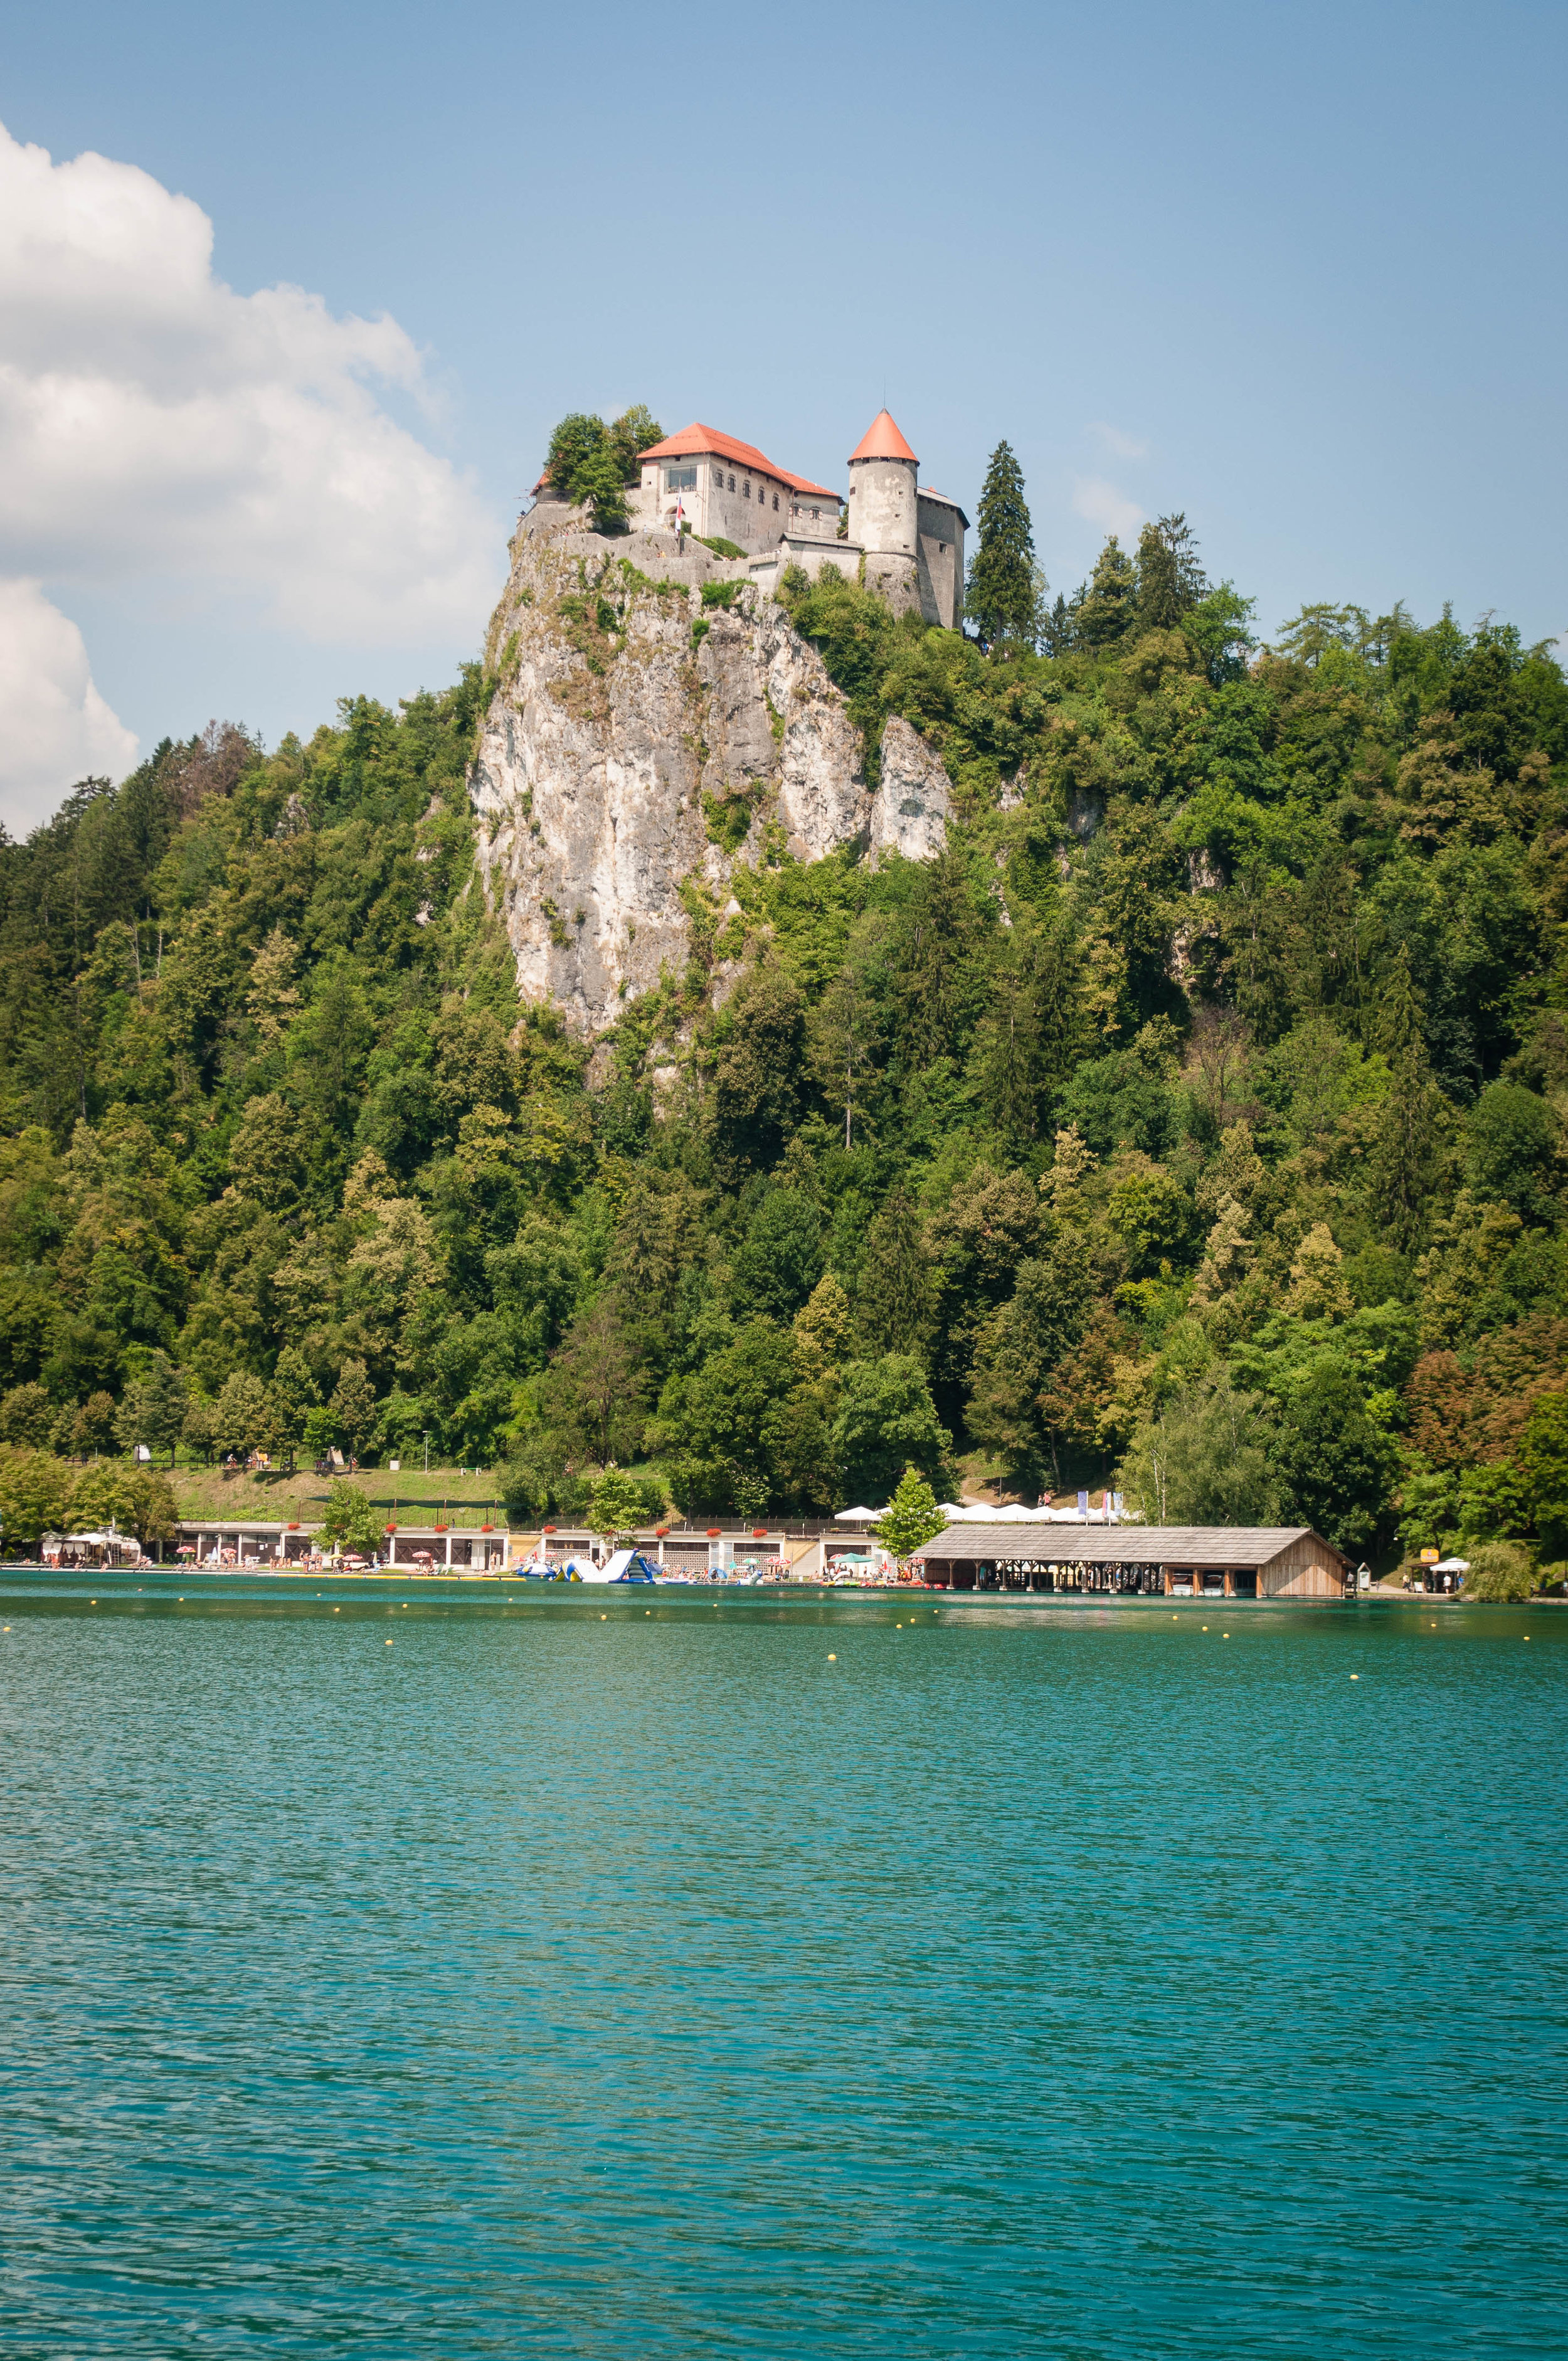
[916,494,965,630]
[848,454,919,567]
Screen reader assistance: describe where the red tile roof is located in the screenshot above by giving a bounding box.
[849,408,918,464]
[637,422,838,502]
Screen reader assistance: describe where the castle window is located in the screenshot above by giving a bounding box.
[728,473,735,491]
[744,480,751,499]
[772,492,779,510]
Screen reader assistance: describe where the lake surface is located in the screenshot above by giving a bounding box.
[1,1573,1563,2358]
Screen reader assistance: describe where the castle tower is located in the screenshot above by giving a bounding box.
[847,410,920,595]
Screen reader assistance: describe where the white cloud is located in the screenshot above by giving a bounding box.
[0,120,500,822]
[0,578,139,832]
[1088,422,1150,462]
[1071,475,1145,543]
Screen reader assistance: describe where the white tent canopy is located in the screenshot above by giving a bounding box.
[834,1505,881,1522]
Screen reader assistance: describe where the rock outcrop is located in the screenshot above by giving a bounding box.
[470,507,953,1036]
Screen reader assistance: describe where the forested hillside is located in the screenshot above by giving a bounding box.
[3,470,1567,1572]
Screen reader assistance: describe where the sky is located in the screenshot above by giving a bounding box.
[1,0,1565,832]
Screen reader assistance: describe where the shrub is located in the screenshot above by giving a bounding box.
[1462,1541,1537,1602]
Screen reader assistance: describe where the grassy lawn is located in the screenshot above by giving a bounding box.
[169,1461,511,1527]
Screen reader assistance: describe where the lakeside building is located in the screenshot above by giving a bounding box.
[914,1524,1350,1599]
[165,1520,893,1578]
[172,1520,509,1572]
[533,409,969,630]
[154,1520,1351,1596]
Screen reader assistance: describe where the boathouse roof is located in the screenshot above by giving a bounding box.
[914,1524,1341,1569]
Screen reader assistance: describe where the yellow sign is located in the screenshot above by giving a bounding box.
[1419,1547,1439,1564]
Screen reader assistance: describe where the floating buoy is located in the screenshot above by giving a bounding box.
[333,1607,340,1613]
[385,1639,393,1646]
[601,1614,607,1621]
[1350,1674,1360,1680]
[827,1652,837,1661]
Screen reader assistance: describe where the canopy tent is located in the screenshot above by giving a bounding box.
[941,1502,1131,1524]
[834,1505,881,1523]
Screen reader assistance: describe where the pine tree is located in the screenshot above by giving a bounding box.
[858,1190,935,1355]
[1076,537,1140,647]
[965,440,1037,647]
[1136,521,1182,630]
[877,1466,947,1558]
[1156,512,1208,610]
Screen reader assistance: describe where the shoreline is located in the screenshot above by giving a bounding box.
[3,1564,1550,1608]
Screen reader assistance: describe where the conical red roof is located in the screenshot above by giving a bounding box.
[849,408,918,464]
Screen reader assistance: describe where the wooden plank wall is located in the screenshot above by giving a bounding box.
[1259,1533,1347,1598]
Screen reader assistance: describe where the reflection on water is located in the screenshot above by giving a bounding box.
[0,1576,1563,2357]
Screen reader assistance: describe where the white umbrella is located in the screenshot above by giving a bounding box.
[834,1505,881,1522]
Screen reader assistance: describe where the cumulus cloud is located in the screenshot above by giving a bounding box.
[0,578,139,833]
[0,120,499,827]
[1088,422,1150,462]
[1071,476,1145,543]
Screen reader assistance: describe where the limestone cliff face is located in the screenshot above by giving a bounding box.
[470,509,952,1036]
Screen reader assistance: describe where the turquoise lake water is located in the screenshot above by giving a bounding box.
[1,1574,1563,2358]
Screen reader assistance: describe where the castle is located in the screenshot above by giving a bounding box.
[544,410,968,631]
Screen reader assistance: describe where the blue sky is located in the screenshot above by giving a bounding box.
[2,0,1564,825]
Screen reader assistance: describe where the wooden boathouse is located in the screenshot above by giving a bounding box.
[913,1524,1348,1600]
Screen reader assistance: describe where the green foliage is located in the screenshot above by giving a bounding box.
[586,1468,664,1536]
[1461,1540,1537,1601]
[965,440,1037,647]
[877,1465,948,1557]
[319,1478,382,1556]
[4,487,1568,1563]
[545,405,664,531]
[1117,1373,1279,1527]
[67,1459,178,1542]
[0,1445,73,1545]
[700,580,744,610]
[832,1355,951,1504]
[694,535,746,561]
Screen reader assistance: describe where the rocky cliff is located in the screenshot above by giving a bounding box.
[469,509,953,1037]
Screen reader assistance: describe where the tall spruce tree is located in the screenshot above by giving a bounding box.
[965,440,1037,647]
[1136,521,1182,630]
[1076,536,1140,647]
